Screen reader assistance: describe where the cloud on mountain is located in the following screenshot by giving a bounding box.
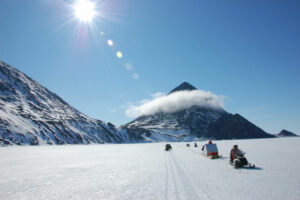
[126,90,225,118]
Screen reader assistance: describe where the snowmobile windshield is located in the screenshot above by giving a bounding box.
[238,149,246,155]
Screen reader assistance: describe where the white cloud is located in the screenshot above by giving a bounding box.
[150,92,165,99]
[126,90,225,118]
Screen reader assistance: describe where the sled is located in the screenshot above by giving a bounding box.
[207,154,222,159]
[202,143,222,159]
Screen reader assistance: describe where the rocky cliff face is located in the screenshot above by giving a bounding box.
[205,113,274,139]
[0,61,140,145]
[124,106,228,141]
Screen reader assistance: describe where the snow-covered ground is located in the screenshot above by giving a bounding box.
[1,137,300,200]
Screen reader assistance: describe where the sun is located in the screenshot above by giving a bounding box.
[74,0,96,22]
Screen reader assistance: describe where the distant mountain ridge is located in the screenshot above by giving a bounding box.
[0,61,142,145]
[123,82,275,141]
[0,61,276,145]
[277,129,297,137]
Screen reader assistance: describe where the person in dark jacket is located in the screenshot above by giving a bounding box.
[165,144,172,151]
[230,145,248,165]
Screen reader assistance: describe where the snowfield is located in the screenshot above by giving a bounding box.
[1,137,300,200]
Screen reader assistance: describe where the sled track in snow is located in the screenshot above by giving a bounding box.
[169,152,201,199]
[164,151,169,200]
[164,147,212,200]
[165,151,180,200]
[184,147,203,157]
[175,146,213,200]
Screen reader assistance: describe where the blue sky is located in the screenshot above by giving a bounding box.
[1,0,300,134]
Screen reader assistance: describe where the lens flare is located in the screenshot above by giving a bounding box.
[125,62,133,70]
[107,40,114,46]
[74,0,96,22]
[116,51,123,59]
[133,73,139,79]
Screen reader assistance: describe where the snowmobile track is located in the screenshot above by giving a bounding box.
[165,151,180,200]
[175,146,213,199]
[169,152,200,199]
[164,147,213,200]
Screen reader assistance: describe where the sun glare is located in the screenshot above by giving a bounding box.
[74,0,96,22]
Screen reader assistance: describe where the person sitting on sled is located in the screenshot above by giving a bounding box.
[230,145,248,165]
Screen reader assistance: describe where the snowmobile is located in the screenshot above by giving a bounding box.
[230,152,255,169]
[186,143,190,147]
[165,144,172,151]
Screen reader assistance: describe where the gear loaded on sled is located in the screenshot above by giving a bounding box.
[165,144,172,151]
[230,145,255,169]
[202,142,222,159]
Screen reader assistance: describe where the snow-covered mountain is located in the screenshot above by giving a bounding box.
[123,82,274,141]
[277,129,298,137]
[0,61,143,145]
[0,61,275,145]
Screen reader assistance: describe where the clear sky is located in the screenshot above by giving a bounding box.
[1,0,300,134]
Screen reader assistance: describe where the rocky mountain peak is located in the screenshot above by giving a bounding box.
[277,129,297,137]
[169,82,197,94]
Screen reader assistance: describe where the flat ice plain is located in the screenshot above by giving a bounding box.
[1,137,300,200]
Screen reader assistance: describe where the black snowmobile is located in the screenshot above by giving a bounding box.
[165,144,172,151]
[230,152,255,169]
